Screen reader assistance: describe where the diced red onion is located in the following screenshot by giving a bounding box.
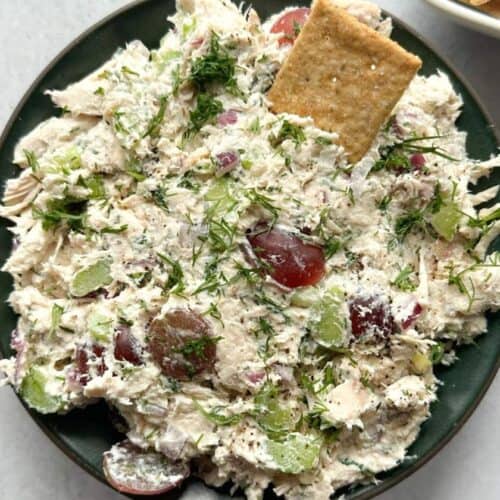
[215,151,239,176]
[247,371,265,384]
[217,109,238,126]
[391,118,404,138]
[191,37,204,48]
[410,153,426,170]
[401,302,423,329]
[275,364,294,385]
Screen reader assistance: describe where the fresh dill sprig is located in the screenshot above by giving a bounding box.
[446,254,500,311]
[157,253,185,295]
[192,272,227,295]
[143,95,168,138]
[339,458,375,478]
[24,150,40,173]
[377,195,392,211]
[244,188,280,225]
[183,93,223,140]
[206,218,237,254]
[230,262,262,286]
[203,302,224,326]
[77,174,106,200]
[193,400,242,426]
[371,135,456,174]
[269,120,306,148]
[391,265,418,291]
[394,208,425,242]
[33,196,88,232]
[189,33,239,94]
[323,237,343,260]
[151,185,171,212]
[100,224,128,234]
[126,157,146,182]
[175,335,222,359]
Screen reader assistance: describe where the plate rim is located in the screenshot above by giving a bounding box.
[423,0,500,39]
[0,1,498,499]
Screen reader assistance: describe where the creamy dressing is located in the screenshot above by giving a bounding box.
[1,1,499,499]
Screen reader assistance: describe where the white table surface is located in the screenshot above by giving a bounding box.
[0,1,498,499]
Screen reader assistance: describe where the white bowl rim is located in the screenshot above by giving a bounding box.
[423,0,500,38]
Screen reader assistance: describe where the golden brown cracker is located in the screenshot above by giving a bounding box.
[267,0,422,163]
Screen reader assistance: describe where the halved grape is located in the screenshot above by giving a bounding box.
[71,259,112,297]
[20,367,63,414]
[310,288,348,348]
[430,201,461,241]
[148,309,216,380]
[349,295,395,339]
[103,440,189,495]
[267,433,321,474]
[74,343,106,386]
[270,7,310,46]
[114,326,142,365]
[247,224,325,288]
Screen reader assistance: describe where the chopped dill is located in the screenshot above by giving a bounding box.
[143,95,168,138]
[323,237,343,260]
[24,150,39,173]
[157,253,185,295]
[193,400,242,426]
[151,186,171,212]
[371,135,456,174]
[189,33,239,93]
[391,265,418,291]
[184,93,223,140]
[244,188,280,225]
[126,157,146,182]
[377,195,392,211]
[33,196,88,232]
[394,209,425,242]
[204,302,224,326]
[175,335,222,359]
[248,117,261,134]
[269,120,306,148]
[100,224,128,234]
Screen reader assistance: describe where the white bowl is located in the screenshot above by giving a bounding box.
[424,0,500,38]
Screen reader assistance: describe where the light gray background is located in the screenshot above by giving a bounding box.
[0,1,498,499]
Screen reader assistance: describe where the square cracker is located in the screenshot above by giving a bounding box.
[267,0,422,163]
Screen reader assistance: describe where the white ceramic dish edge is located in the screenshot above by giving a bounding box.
[424,0,500,39]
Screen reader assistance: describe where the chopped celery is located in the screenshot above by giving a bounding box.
[49,304,64,337]
[411,351,431,374]
[181,16,197,39]
[88,312,113,342]
[255,385,297,436]
[49,146,82,175]
[430,201,461,241]
[153,50,182,73]
[267,433,321,474]
[291,288,320,308]
[310,288,348,348]
[71,260,112,297]
[20,367,63,414]
[204,178,236,216]
[430,342,445,364]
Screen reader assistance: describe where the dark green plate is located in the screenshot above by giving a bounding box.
[0,1,498,498]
